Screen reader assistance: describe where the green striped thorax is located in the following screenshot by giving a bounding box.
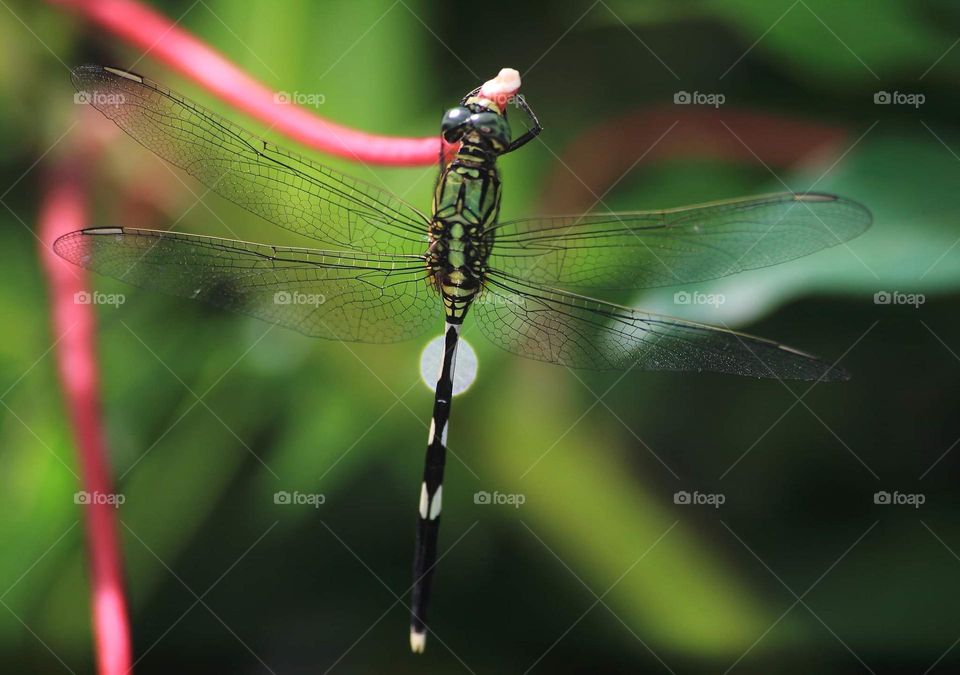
[428,95,511,322]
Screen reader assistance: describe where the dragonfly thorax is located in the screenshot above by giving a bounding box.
[428,157,501,321]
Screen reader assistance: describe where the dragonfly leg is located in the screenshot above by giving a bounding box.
[504,94,542,154]
[459,85,482,105]
[410,322,460,653]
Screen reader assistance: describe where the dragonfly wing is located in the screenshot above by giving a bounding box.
[486,193,871,290]
[475,275,848,380]
[72,65,430,255]
[55,228,436,343]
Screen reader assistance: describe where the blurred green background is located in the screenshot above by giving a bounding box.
[3,0,960,673]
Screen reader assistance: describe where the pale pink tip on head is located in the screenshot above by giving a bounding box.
[480,67,521,110]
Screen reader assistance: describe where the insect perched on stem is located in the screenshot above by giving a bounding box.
[56,65,871,654]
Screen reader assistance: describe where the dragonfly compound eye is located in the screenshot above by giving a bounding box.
[441,106,471,142]
[467,111,511,150]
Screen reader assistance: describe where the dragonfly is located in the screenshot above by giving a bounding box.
[56,64,871,654]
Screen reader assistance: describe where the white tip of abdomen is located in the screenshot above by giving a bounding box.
[410,628,427,653]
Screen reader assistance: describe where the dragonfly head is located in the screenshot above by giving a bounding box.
[441,68,521,156]
[440,104,511,154]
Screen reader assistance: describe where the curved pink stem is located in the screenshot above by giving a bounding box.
[49,0,448,166]
[38,150,133,675]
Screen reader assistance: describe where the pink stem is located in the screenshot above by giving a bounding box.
[38,153,133,675]
[49,0,448,166]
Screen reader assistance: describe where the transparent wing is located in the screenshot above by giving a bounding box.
[475,275,847,380]
[72,65,430,255]
[486,193,871,290]
[54,228,437,343]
